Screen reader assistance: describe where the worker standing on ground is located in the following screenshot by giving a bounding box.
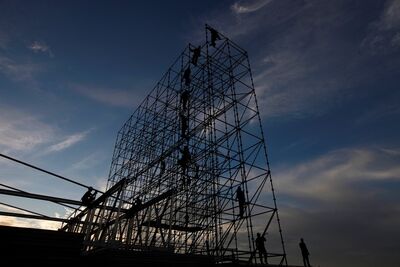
[255,233,268,265]
[235,185,246,218]
[299,238,311,267]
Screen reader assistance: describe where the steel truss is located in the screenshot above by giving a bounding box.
[63,25,287,265]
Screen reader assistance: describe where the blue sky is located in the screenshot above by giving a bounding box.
[0,0,399,266]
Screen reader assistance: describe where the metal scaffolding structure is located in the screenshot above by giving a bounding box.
[62,25,287,265]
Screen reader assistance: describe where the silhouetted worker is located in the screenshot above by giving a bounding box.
[208,27,221,47]
[180,112,189,138]
[205,240,210,256]
[136,221,142,241]
[236,186,246,218]
[81,187,96,206]
[180,89,190,111]
[135,197,142,208]
[184,212,189,226]
[255,233,268,264]
[159,160,166,177]
[178,146,191,177]
[299,238,311,267]
[190,45,201,66]
[182,67,191,86]
[194,164,200,180]
[126,196,142,218]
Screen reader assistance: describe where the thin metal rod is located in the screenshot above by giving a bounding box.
[0,188,82,205]
[0,211,98,225]
[0,153,103,194]
[0,182,79,211]
[0,201,48,218]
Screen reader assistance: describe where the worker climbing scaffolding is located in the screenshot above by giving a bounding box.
[190,45,201,66]
[182,67,191,86]
[207,25,221,47]
[81,187,96,206]
[236,185,246,218]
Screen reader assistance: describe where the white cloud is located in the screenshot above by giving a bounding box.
[0,214,62,230]
[191,1,358,120]
[0,106,55,153]
[231,0,273,14]
[73,84,142,108]
[253,43,351,119]
[274,147,400,201]
[0,106,89,156]
[28,41,53,57]
[391,31,400,47]
[46,130,90,153]
[271,146,400,267]
[95,177,108,192]
[69,152,100,171]
[0,204,62,230]
[361,0,400,52]
[380,0,400,30]
[0,55,42,82]
[379,147,400,156]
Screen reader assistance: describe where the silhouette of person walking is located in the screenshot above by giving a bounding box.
[81,187,96,206]
[255,233,268,264]
[299,238,311,267]
[207,26,221,47]
[235,186,246,218]
[190,45,201,66]
[182,67,191,86]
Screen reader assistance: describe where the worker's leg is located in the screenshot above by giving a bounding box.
[305,255,311,267]
[258,251,264,264]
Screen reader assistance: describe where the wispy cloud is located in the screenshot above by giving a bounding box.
[355,99,400,124]
[190,1,400,122]
[73,84,143,108]
[361,0,400,52]
[192,1,360,119]
[0,204,66,230]
[45,130,90,153]
[253,50,329,118]
[272,147,400,266]
[67,151,105,172]
[380,0,400,30]
[274,147,400,201]
[0,55,43,83]
[28,40,54,57]
[231,0,273,14]
[0,106,55,153]
[0,106,90,156]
